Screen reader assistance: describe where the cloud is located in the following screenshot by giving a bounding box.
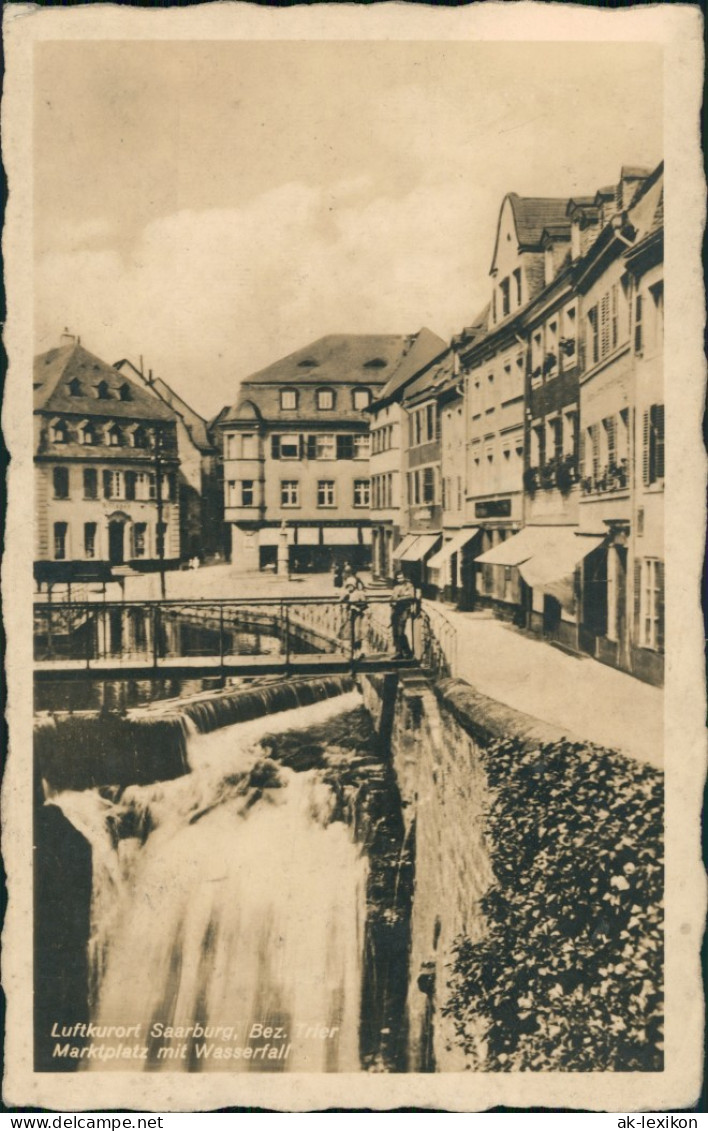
[35,178,493,417]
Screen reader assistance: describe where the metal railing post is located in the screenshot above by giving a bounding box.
[47,587,53,660]
[153,605,159,668]
[219,604,225,670]
[86,606,92,669]
[283,604,290,667]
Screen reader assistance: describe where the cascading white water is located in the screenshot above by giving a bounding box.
[51,692,370,1073]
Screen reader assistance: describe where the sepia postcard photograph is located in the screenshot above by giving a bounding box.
[2,1,705,1115]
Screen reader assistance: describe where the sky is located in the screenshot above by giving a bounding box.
[34,40,662,419]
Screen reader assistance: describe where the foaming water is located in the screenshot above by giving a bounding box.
[54,693,375,1073]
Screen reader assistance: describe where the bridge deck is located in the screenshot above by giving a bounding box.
[34,652,417,681]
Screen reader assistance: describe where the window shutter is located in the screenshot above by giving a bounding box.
[606,416,616,463]
[103,470,112,499]
[578,429,585,477]
[642,411,650,485]
[633,559,642,641]
[125,471,136,501]
[600,292,611,357]
[653,404,665,479]
[306,435,316,460]
[656,560,665,653]
[271,435,281,460]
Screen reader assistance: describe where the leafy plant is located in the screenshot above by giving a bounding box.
[443,737,663,1072]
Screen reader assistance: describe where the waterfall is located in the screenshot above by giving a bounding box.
[49,695,373,1073]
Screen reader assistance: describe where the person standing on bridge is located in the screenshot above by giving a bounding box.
[340,564,368,657]
[390,570,417,658]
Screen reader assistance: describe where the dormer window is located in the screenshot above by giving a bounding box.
[130,425,149,449]
[105,422,122,447]
[67,377,83,397]
[77,419,98,446]
[280,388,298,410]
[118,383,132,402]
[316,388,335,411]
[49,418,68,444]
[363,358,387,370]
[95,380,111,400]
[352,388,371,411]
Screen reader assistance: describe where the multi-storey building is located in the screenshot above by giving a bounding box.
[114,359,221,562]
[217,334,417,573]
[576,164,664,683]
[34,340,180,584]
[368,328,447,583]
[460,195,575,614]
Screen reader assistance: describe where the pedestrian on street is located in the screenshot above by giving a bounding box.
[390,570,417,658]
[340,563,368,656]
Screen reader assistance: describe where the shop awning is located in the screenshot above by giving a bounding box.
[399,534,441,562]
[295,527,320,546]
[427,528,480,571]
[474,525,547,567]
[392,534,418,560]
[519,530,606,589]
[322,527,360,546]
[259,526,295,546]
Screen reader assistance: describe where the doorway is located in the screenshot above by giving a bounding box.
[108,520,125,566]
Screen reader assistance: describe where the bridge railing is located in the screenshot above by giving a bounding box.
[32,594,404,667]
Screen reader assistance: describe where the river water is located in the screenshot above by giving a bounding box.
[45,690,412,1073]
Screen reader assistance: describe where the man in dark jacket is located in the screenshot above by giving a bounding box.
[390,570,416,657]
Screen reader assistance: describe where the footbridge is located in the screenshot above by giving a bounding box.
[33,595,427,682]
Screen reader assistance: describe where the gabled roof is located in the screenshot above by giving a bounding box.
[239,334,412,387]
[377,327,448,402]
[34,344,174,422]
[507,194,572,249]
[403,350,455,406]
[114,358,213,452]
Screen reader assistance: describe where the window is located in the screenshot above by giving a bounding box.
[163,472,177,502]
[354,434,370,460]
[278,435,301,460]
[414,411,422,446]
[68,378,83,397]
[600,293,611,357]
[353,479,370,507]
[53,522,68,560]
[95,381,111,400]
[240,480,255,507]
[336,434,354,460]
[79,421,98,445]
[500,277,510,317]
[130,426,148,449]
[125,471,137,501]
[316,388,335,410]
[280,388,298,410]
[422,467,435,504]
[241,433,257,459]
[314,433,335,460]
[639,558,664,651]
[602,415,617,467]
[156,523,167,559]
[52,466,69,499]
[50,419,68,444]
[133,472,155,501]
[133,523,147,558]
[587,306,599,365]
[643,404,665,485]
[531,425,545,467]
[548,417,563,463]
[84,522,97,559]
[118,383,132,402]
[281,480,299,507]
[513,267,522,307]
[103,470,124,499]
[83,468,98,499]
[225,434,238,460]
[352,389,371,411]
[317,480,335,507]
[426,404,435,441]
[106,424,122,447]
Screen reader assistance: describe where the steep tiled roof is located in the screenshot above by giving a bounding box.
[507,195,572,249]
[377,327,448,401]
[114,359,213,452]
[402,350,454,406]
[240,334,412,386]
[34,344,174,422]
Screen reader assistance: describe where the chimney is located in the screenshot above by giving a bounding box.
[148,368,154,385]
[60,327,76,347]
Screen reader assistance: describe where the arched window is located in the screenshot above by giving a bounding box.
[118,382,133,402]
[105,422,122,447]
[352,387,371,411]
[67,377,83,397]
[280,388,298,410]
[316,387,336,411]
[130,425,148,449]
[95,380,111,400]
[78,419,98,446]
